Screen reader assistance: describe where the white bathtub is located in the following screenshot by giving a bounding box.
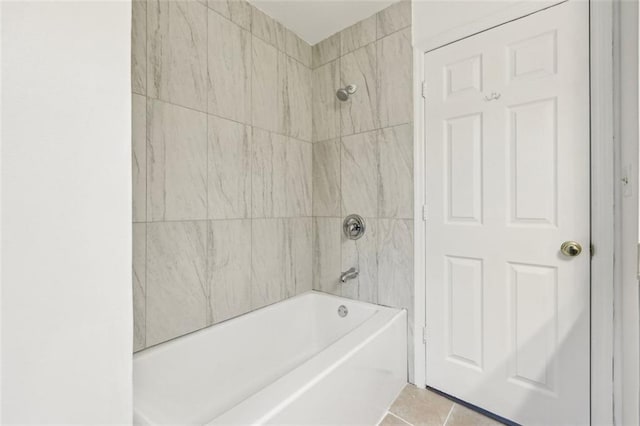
[133,291,407,425]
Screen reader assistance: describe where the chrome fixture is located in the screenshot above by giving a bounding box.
[338,305,349,318]
[340,267,359,283]
[343,214,366,240]
[336,84,357,101]
[560,241,582,257]
[483,92,501,102]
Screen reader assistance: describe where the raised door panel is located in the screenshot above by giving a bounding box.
[446,256,484,370]
[445,114,483,224]
[508,98,558,227]
[445,55,483,99]
[508,30,558,82]
[507,262,558,394]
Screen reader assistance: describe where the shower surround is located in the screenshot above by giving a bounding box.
[132,0,414,380]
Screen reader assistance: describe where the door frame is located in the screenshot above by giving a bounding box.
[412,1,638,424]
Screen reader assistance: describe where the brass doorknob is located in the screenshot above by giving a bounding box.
[561,241,582,257]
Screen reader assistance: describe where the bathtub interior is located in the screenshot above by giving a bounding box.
[133,291,383,424]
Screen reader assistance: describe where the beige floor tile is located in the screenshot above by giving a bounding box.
[389,385,454,426]
[445,404,504,426]
[379,413,412,425]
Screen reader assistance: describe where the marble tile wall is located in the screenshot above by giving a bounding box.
[132,0,415,383]
[310,0,415,381]
[132,0,312,351]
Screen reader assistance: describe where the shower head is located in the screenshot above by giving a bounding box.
[336,84,357,101]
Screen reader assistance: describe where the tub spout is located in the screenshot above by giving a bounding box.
[340,267,359,283]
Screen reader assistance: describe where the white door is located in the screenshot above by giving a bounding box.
[424,2,590,425]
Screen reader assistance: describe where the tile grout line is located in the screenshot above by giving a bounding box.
[311,23,411,71]
[373,28,380,305]
[137,216,323,225]
[205,0,214,327]
[249,28,254,312]
[205,0,209,325]
[386,411,414,426]
[316,120,414,144]
[338,53,344,299]
[442,404,455,426]
[142,0,149,351]
[146,95,316,145]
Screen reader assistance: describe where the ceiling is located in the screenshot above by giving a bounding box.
[248,0,401,45]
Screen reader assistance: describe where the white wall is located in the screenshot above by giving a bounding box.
[616,0,639,423]
[1,1,132,423]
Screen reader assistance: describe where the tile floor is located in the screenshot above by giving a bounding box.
[379,385,504,426]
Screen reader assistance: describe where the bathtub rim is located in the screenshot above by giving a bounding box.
[133,290,400,362]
